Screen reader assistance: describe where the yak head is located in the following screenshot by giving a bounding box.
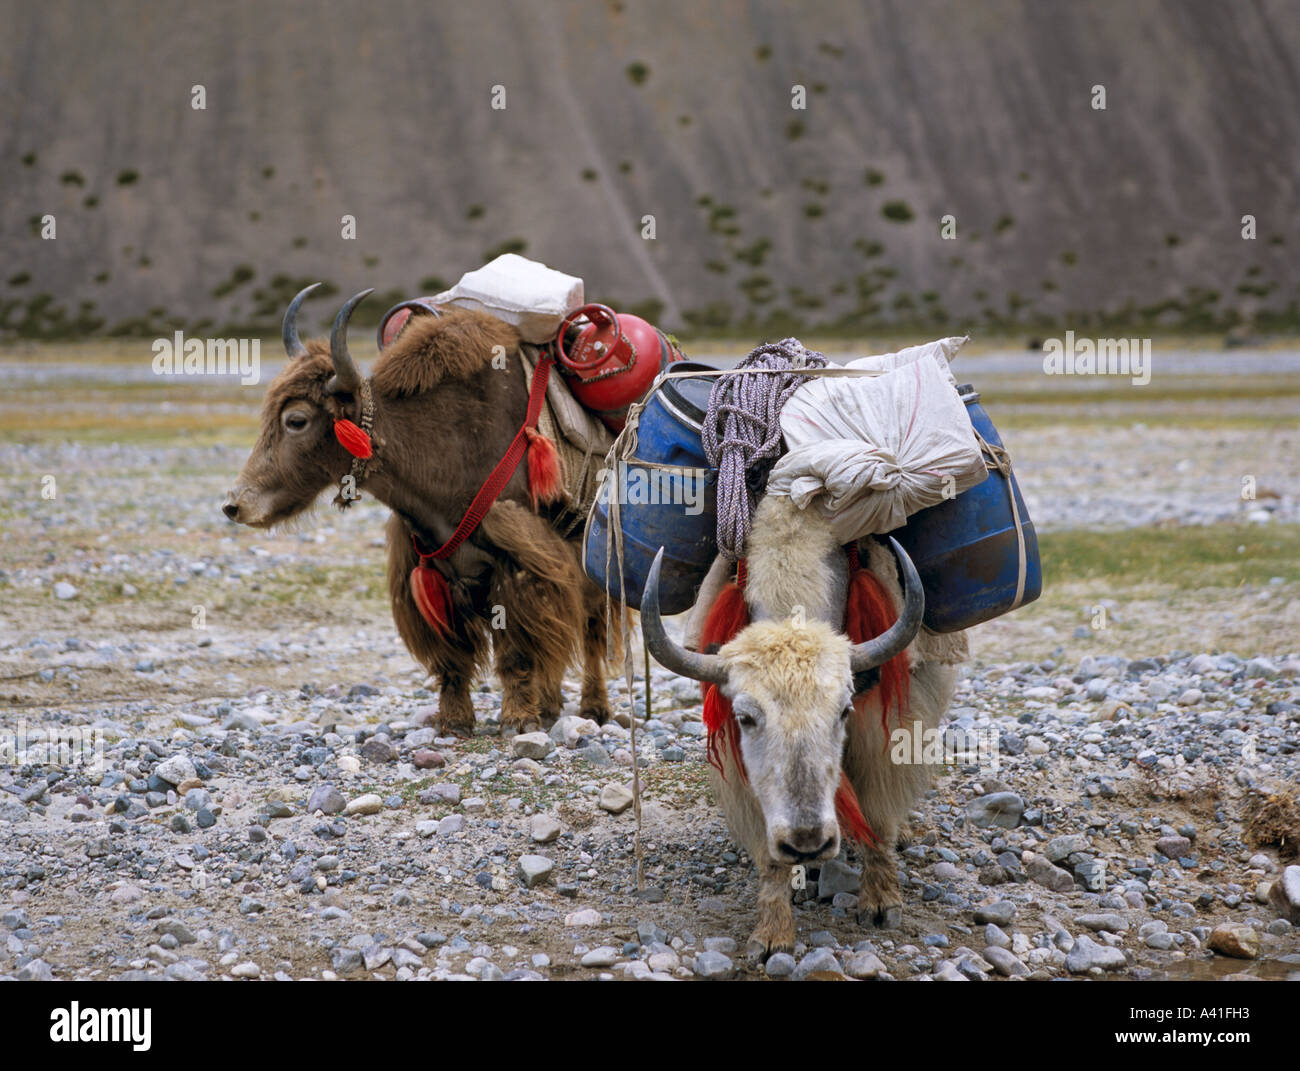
[641,528,923,867]
[223,285,372,528]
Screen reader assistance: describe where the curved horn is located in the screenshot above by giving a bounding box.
[327,288,374,395]
[849,537,925,674]
[282,283,321,358]
[641,548,728,686]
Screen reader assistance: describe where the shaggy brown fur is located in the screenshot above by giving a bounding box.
[371,310,519,398]
[228,307,616,734]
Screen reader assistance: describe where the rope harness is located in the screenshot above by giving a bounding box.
[702,338,828,560]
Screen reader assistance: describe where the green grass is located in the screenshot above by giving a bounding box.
[1040,524,1300,587]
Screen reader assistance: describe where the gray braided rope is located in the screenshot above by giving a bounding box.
[703,338,828,560]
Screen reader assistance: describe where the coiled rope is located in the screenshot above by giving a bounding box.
[702,338,828,560]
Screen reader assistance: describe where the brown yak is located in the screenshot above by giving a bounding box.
[223,286,615,734]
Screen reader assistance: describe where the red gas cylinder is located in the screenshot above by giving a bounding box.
[554,304,683,431]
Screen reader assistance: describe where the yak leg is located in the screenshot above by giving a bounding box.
[578,584,614,724]
[745,860,796,962]
[433,668,476,737]
[538,667,565,726]
[857,837,903,930]
[495,635,544,735]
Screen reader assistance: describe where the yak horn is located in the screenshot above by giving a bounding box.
[641,548,728,686]
[327,289,374,396]
[849,537,925,674]
[282,283,321,358]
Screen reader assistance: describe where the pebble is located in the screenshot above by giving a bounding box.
[512,732,554,760]
[529,814,562,844]
[564,908,602,927]
[581,946,620,968]
[843,951,886,979]
[1267,866,1300,924]
[230,962,261,978]
[693,950,735,979]
[518,855,554,889]
[599,783,634,815]
[1208,923,1260,959]
[966,792,1024,829]
[973,901,1017,926]
[53,581,78,600]
[1074,913,1129,933]
[791,947,843,980]
[983,945,1030,977]
[344,793,383,816]
[1065,934,1127,973]
[308,785,346,815]
[153,754,197,785]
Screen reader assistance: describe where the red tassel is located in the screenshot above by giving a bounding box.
[835,771,878,846]
[334,419,373,459]
[845,561,911,735]
[702,684,746,781]
[697,576,750,780]
[523,427,563,510]
[409,564,453,636]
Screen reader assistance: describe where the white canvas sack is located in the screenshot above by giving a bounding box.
[432,254,585,342]
[766,337,987,540]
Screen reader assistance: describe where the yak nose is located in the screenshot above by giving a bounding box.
[222,492,241,521]
[774,822,839,862]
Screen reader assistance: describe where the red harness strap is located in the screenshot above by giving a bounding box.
[407,353,559,637]
[418,352,554,562]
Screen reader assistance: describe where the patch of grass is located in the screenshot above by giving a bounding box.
[626,62,649,85]
[881,200,914,223]
[1039,524,1300,587]
[116,169,139,186]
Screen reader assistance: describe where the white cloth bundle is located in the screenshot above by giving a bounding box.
[432,254,584,343]
[766,337,987,541]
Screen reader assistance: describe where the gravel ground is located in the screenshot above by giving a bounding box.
[1,347,1298,981]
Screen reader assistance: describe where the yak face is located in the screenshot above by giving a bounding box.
[719,620,854,866]
[223,346,353,528]
[225,285,372,528]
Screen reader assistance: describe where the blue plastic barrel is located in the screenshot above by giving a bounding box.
[892,385,1041,632]
[583,365,719,613]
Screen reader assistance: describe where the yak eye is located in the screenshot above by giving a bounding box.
[282,411,310,432]
[737,711,758,729]
[840,706,852,722]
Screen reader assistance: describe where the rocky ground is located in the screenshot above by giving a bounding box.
[0,342,1298,981]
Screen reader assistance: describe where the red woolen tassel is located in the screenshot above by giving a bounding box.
[523,427,563,510]
[845,563,911,734]
[409,564,453,636]
[835,771,878,846]
[334,419,373,459]
[702,684,746,781]
[697,570,751,779]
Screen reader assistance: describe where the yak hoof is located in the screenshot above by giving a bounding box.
[745,928,794,964]
[578,703,612,726]
[857,903,902,930]
[501,717,543,737]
